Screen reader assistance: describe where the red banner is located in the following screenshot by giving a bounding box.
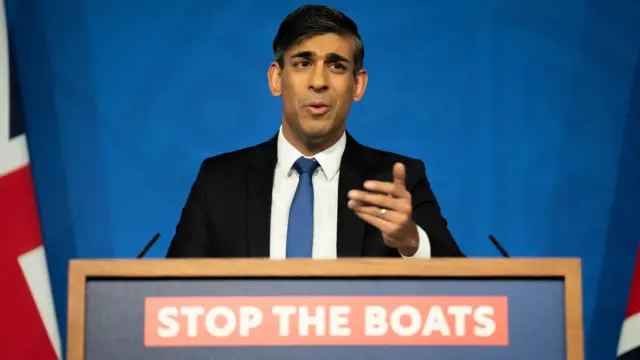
[145,295,508,347]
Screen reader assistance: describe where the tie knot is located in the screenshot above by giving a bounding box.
[293,157,319,175]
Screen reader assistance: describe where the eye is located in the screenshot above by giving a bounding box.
[330,63,347,71]
[295,60,311,68]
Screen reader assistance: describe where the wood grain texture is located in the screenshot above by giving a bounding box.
[66,258,583,360]
[66,260,87,360]
[68,257,577,277]
[563,259,584,360]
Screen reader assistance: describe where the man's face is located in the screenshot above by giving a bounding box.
[268,33,368,150]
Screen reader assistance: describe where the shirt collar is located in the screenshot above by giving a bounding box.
[276,126,346,181]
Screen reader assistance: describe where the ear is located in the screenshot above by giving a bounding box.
[268,62,282,96]
[352,69,368,102]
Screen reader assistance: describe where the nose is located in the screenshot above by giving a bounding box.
[309,66,328,92]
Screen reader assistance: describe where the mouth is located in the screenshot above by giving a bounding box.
[303,101,332,116]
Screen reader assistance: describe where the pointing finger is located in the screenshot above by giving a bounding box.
[393,162,406,188]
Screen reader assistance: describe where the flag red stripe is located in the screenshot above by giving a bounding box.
[0,165,58,359]
[626,245,640,318]
[0,165,44,253]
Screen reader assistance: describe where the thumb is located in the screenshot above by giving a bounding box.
[393,162,406,187]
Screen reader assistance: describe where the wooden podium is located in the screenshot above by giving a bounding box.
[66,258,584,360]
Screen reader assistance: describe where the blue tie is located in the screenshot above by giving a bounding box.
[286,157,319,258]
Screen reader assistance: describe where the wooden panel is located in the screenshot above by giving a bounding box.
[66,260,87,360]
[68,257,578,277]
[66,258,583,360]
[563,259,584,360]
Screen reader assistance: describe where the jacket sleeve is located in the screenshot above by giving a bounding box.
[166,159,214,258]
[408,159,465,257]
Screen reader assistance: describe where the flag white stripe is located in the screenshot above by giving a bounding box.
[0,135,30,177]
[618,312,640,356]
[0,1,8,142]
[0,3,30,178]
[18,246,62,359]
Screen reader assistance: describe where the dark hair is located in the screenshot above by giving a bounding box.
[272,5,365,75]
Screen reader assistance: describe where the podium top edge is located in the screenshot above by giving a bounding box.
[67,258,581,279]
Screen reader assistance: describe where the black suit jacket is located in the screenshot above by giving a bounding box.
[166,132,464,258]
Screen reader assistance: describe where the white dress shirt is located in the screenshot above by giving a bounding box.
[269,128,431,259]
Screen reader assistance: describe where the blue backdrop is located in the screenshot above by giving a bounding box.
[4,1,640,359]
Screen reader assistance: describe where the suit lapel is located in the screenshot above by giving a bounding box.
[337,133,371,257]
[246,135,278,258]
[244,131,373,258]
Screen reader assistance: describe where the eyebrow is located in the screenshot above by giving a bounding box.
[290,51,351,64]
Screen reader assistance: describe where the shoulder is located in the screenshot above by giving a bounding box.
[350,138,427,184]
[200,144,257,169]
[342,132,432,193]
[362,144,425,170]
[195,136,277,180]
[202,135,277,168]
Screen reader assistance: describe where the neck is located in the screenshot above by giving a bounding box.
[281,123,343,157]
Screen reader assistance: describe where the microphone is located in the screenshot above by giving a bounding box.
[137,232,161,258]
[488,234,510,258]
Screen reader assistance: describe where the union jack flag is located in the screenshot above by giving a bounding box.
[0,3,61,359]
[618,245,640,360]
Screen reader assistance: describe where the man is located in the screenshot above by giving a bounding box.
[166,5,464,259]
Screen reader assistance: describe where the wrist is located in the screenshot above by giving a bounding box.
[398,228,420,256]
[398,244,418,257]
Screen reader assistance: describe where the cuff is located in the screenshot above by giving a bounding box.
[400,225,432,259]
